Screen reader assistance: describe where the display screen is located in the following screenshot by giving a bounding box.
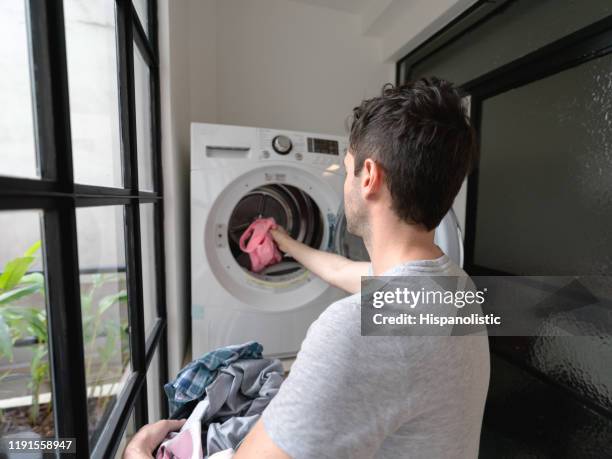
[307,137,339,155]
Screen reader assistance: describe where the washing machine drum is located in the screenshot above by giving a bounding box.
[227,184,324,276]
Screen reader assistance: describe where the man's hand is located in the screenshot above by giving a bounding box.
[270,226,293,253]
[123,419,186,459]
[270,225,369,294]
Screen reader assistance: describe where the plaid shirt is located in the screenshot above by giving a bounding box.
[165,341,263,416]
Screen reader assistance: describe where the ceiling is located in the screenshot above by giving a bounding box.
[284,0,475,62]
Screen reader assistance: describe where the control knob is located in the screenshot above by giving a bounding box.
[272,135,292,155]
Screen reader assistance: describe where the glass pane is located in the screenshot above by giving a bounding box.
[134,44,154,191]
[133,0,148,36]
[65,0,123,187]
[147,347,161,423]
[0,211,54,437]
[113,409,136,459]
[474,54,612,276]
[412,0,612,85]
[140,204,158,337]
[76,206,130,448]
[0,0,38,178]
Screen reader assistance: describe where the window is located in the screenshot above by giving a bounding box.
[0,0,38,178]
[397,0,612,86]
[472,53,612,276]
[0,1,167,457]
[64,0,123,187]
[396,1,612,277]
[0,211,53,436]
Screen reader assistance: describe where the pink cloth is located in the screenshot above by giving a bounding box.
[239,218,282,273]
[156,399,207,459]
[156,428,203,459]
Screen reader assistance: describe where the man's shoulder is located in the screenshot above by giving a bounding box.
[299,293,362,351]
[320,293,362,324]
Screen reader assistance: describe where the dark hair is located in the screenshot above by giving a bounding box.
[348,77,477,231]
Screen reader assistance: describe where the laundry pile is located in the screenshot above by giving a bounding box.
[158,341,284,459]
[239,217,282,273]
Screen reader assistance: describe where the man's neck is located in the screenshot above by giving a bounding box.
[365,215,443,276]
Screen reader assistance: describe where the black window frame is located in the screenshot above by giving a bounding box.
[396,1,612,278]
[0,1,168,457]
[394,2,612,426]
[395,0,513,87]
[460,14,612,276]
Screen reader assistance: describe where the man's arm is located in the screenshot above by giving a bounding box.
[270,228,369,294]
[233,418,291,459]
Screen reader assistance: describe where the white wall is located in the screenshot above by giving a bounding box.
[215,0,393,135]
[158,0,217,386]
[158,0,393,386]
[187,0,218,124]
[361,0,477,61]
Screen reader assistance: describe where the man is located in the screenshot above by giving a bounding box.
[125,78,490,459]
[233,78,490,458]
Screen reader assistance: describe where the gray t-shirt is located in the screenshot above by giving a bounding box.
[261,254,491,458]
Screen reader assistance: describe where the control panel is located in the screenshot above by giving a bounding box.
[307,137,339,156]
[258,128,346,167]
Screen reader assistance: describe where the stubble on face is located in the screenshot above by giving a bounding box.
[345,179,369,240]
[344,151,370,241]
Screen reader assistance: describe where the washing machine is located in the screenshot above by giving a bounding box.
[190,122,463,358]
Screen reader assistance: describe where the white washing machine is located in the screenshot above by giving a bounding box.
[191,122,463,358]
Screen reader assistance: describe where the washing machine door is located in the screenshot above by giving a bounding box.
[226,182,325,277]
[333,205,370,262]
[333,206,464,267]
[434,208,464,267]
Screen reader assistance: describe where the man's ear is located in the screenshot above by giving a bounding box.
[360,158,383,199]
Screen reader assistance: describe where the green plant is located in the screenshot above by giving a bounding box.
[0,241,129,426]
[0,241,47,422]
[81,273,129,412]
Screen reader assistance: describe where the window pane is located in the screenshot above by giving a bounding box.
[65,0,123,187]
[474,54,612,275]
[133,0,148,36]
[0,211,54,437]
[147,347,161,423]
[140,204,157,338]
[134,44,154,191]
[76,206,130,448]
[0,0,38,178]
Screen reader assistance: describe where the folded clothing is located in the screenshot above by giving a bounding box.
[165,341,263,417]
[239,217,282,273]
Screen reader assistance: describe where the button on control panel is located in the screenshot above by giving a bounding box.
[272,135,292,155]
